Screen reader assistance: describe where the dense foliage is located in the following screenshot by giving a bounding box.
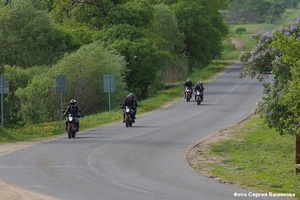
[170,0,229,70]
[0,0,229,125]
[240,17,300,135]
[0,0,79,68]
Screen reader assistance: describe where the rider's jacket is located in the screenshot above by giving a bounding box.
[183,81,194,88]
[194,85,204,92]
[122,97,138,109]
[63,105,81,116]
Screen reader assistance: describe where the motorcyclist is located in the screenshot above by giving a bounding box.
[194,81,205,101]
[63,99,81,131]
[183,78,194,98]
[122,93,138,123]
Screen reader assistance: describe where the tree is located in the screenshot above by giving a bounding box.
[14,42,127,124]
[0,0,79,68]
[240,17,300,135]
[171,0,229,72]
[150,4,184,55]
[96,1,166,99]
[109,38,162,99]
[148,3,187,83]
[225,0,299,24]
[50,0,122,28]
[2,66,43,126]
[15,71,57,124]
[108,0,153,28]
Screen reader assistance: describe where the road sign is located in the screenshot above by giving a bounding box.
[56,75,68,120]
[0,87,9,94]
[56,75,67,93]
[56,75,67,85]
[103,74,115,92]
[103,74,115,113]
[0,74,9,88]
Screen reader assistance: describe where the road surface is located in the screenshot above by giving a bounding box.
[0,64,275,200]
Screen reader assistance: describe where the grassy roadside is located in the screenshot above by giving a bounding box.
[188,115,299,199]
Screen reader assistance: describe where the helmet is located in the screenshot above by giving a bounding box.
[70,99,77,106]
[197,81,202,86]
[129,93,135,98]
[187,78,191,82]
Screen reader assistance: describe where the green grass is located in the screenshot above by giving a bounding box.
[204,116,299,199]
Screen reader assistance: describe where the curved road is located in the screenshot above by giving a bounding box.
[0,64,272,200]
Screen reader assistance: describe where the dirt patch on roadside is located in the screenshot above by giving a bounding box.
[0,181,58,200]
[231,38,247,50]
[186,115,255,183]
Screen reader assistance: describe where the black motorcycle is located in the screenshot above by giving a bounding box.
[195,89,203,105]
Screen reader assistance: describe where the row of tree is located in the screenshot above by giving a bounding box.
[0,0,230,126]
[224,0,300,24]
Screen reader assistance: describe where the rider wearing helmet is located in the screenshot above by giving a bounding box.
[63,99,81,131]
[194,82,205,101]
[183,78,194,97]
[122,93,138,123]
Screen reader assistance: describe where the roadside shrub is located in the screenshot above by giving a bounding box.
[235,27,246,34]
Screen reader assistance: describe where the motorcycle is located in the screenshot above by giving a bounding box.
[195,89,203,105]
[65,113,80,139]
[122,106,134,127]
[184,87,192,102]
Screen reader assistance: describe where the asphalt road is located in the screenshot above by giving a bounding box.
[0,63,276,200]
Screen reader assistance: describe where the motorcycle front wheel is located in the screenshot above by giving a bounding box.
[197,99,201,105]
[186,95,190,102]
[125,115,130,127]
[67,126,72,139]
[196,96,201,105]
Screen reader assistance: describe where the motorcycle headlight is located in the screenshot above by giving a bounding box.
[126,108,130,112]
[68,116,73,121]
